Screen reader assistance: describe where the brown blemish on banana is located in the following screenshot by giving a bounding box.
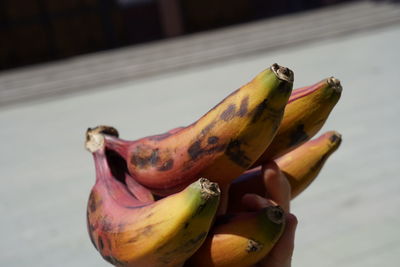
[187,140,226,161]
[220,104,237,121]
[194,202,208,216]
[145,211,154,219]
[246,239,263,252]
[101,216,113,232]
[88,192,97,213]
[131,145,175,172]
[87,214,98,250]
[184,221,190,229]
[127,236,139,244]
[127,224,155,244]
[289,124,309,147]
[238,96,249,117]
[131,145,160,168]
[139,224,154,236]
[207,136,219,145]
[188,141,202,160]
[189,122,220,162]
[250,99,269,123]
[136,224,159,240]
[219,97,249,121]
[225,139,252,168]
[88,191,102,213]
[98,236,105,250]
[201,121,217,136]
[157,158,174,171]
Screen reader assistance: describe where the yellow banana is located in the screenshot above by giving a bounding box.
[85,130,220,267]
[99,63,294,196]
[277,130,342,198]
[251,77,342,167]
[187,206,285,267]
[228,131,342,212]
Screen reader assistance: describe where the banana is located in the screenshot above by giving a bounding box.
[277,130,342,198]
[85,130,220,267]
[98,63,294,196]
[251,77,342,168]
[228,131,342,212]
[186,206,285,267]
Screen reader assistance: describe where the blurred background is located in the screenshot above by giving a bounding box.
[1,0,355,71]
[1,0,400,266]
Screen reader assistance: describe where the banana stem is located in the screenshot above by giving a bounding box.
[271,63,294,82]
[85,125,119,153]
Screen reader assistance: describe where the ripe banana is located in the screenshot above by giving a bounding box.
[277,130,342,198]
[251,77,342,168]
[85,129,220,267]
[98,63,294,196]
[228,131,342,212]
[187,206,285,267]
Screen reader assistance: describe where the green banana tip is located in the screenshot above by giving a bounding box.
[271,63,294,83]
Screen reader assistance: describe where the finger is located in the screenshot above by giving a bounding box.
[263,161,291,212]
[258,213,298,267]
[241,193,277,212]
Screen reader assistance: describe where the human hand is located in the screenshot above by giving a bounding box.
[241,161,298,267]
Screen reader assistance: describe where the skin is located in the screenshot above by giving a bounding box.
[241,161,298,267]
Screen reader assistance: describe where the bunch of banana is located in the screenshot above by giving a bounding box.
[85,129,220,266]
[99,63,293,197]
[228,131,342,212]
[84,63,343,266]
[251,76,342,167]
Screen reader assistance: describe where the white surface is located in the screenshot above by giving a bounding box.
[1,24,400,267]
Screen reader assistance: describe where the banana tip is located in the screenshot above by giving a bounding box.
[329,131,342,147]
[271,63,294,83]
[266,205,285,224]
[327,77,342,93]
[246,239,263,253]
[199,178,220,199]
